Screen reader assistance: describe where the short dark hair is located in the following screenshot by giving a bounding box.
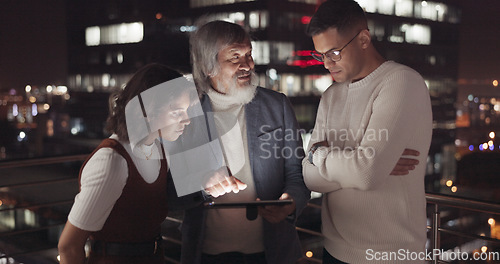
[190,20,251,94]
[306,0,367,37]
[105,63,183,141]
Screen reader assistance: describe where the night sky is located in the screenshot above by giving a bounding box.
[0,0,67,92]
[0,0,499,96]
[458,0,500,80]
[457,0,500,101]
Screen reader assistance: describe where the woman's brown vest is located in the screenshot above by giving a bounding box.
[79,138,169,243]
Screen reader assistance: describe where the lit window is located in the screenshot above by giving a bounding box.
[368,20,385,41]
[190,0,256,8]
[422,1,438,20]
[76,74,82,87]
[389,35,404,43]
[24,210,36,227]
[229,12,245,25]
[32,104,38,116]
[117,52,124,64]
[13,104,18,117]
[85,22,144,46]
[249,12,259,28]
[180,25,197,32]
[260,11,268,28]
[355,1,458,23]
[378,0,395,15]
[119,22,143,44]
[428,55,436,65]
[106,53,113,65]
[47,119,54,137]
[405,24,431,45]
[280,74,301,95]
[102,74,111,87]
[435,4,447,22]
[415,1,438,21]
[249,11,269,29]
[395,0,413,17]
[85,26,100,46]
[356,0,377,13]
[388,24,404,43]
[274,42,294,63]
[389,23,431,45]
[251,41,294,65]
[251,41,270,65]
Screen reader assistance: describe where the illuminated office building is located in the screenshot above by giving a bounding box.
[0,1,472,262]
[66,0,461,189]
[186,0,462,191]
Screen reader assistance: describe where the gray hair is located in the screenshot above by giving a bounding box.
[190,20,251,95]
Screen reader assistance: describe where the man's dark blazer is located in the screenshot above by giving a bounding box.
[177,87,310,264]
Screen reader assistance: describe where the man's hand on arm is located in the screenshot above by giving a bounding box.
[257,193,296,224]
[309,142,420,176]
[308,140,329,165]
[312,140,329,149]
[390,148,420,175]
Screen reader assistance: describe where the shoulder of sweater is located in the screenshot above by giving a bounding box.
[351,61,425,91]
[382,61,423,79]
[321,82,346,98]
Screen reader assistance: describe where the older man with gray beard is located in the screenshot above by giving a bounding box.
[180,20,310,264]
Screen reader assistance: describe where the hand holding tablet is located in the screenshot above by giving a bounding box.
[204,199,293,208]
[204,193,296,222]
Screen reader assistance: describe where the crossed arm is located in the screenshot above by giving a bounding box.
[303,72,428,193]
[313,139,419,175]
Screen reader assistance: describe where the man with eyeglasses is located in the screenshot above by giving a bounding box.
[302,0,433,263]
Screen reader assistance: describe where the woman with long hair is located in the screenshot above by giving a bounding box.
[58,63,196,264]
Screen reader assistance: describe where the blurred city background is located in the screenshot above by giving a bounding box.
[1,0,499,263]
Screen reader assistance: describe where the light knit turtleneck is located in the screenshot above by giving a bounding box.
[202,87,265,255]
[206,86,255,111]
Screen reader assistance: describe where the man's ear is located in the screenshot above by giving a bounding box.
[359,29,371,49]
[207,69,217,78]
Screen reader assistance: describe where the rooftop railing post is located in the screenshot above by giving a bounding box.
[432,203,440,264]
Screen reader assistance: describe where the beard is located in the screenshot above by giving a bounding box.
[215,70,258,105]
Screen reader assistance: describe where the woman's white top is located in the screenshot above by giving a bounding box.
[68,134,162,231]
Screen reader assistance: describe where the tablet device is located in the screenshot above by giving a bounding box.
[204,199,293,208]
[204,199,293,220]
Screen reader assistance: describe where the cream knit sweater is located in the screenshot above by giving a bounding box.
[303,61,432,263]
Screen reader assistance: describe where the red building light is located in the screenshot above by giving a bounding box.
[294,50,314,57]
[288,59,323,68]
[301,16,311,25]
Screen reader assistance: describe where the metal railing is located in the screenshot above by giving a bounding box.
[426,193,500,264]
[1,155,500,263]
[0,154,88,170]
[0,155,87,263]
